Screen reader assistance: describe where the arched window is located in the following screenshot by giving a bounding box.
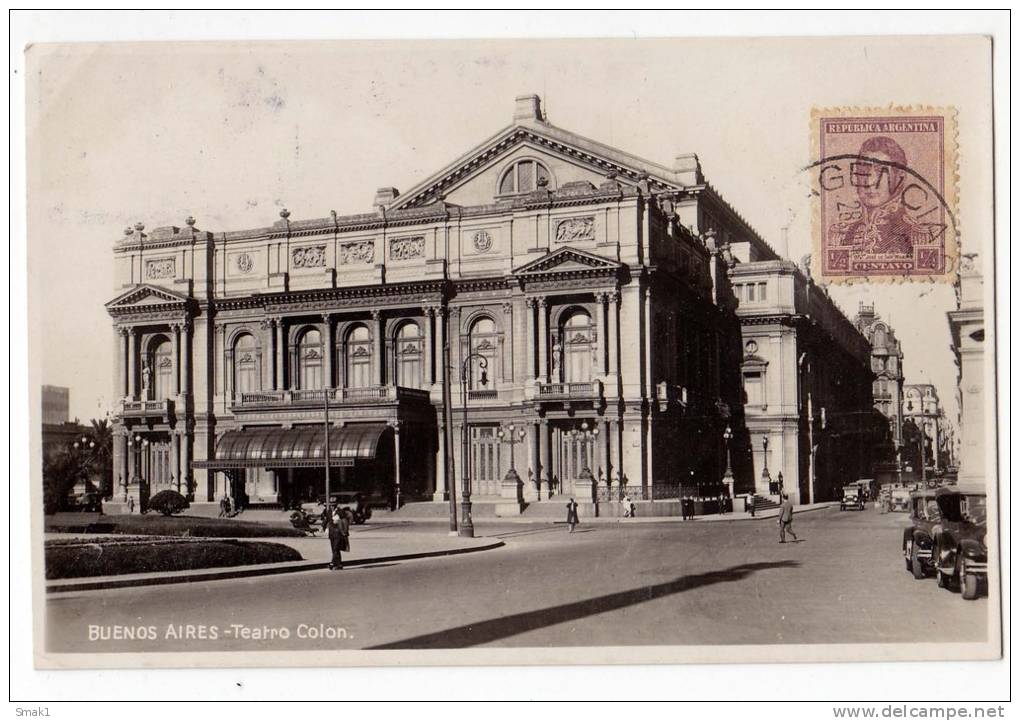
[149,337,174,401]
[345,324,372,389]
[233,333,259,397]
[297,328,323,390]
[468,317,498,389]
[560,309,595,383]
[394,322,423,389]
[873,326,887,347]
[498,159,551,195]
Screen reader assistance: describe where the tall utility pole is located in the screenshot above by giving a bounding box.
[442,319,458,535]
[323,389,332,514]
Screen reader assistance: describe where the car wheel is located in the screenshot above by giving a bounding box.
[904,540,913,572]
[934,546,949,588]
[961,566,980,600]
[952,554,964,593]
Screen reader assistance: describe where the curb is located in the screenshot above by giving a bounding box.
[46,539,505,594]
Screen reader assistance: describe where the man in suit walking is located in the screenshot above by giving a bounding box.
[778,493,798,543]
[326,505,352,570]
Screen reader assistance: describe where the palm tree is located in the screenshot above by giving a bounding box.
[85,417,114,497]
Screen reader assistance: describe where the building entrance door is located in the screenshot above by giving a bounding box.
[469,426,502,497]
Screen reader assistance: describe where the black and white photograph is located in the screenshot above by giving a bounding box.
[10,10,1009,710]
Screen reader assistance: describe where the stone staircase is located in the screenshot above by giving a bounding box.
[749,495,782,512]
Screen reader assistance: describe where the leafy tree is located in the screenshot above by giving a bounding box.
[43,449,88,515]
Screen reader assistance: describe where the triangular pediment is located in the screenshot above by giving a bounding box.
[390,119,683,211]
[513,247,622,277]
[106,284,191,310]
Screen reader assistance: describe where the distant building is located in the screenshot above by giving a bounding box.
[41,385,85,463]
[903,383,945,475]
[42,385,70,425]
[730,262,885,503]
[853,303,905,460]
[948,253,986,484]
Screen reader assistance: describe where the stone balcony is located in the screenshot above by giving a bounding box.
[120,398,174,423]
[232,385,432,411]
[528,379,604,409]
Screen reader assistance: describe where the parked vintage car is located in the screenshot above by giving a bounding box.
[889,486,912,513]
[902,488,941,579]
[840,485,864,511]
[931,485,988,600]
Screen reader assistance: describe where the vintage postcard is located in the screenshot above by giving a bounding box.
[24,34,1000,675]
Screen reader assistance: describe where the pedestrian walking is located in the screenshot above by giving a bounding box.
[779,493,798,543]
[218,495,230,518]
[327,505,352,570]
[680,496,689,521]
[746,494,756,518]
[622,494,633,518]
[566,498,579,533]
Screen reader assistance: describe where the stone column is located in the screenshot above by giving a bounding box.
[260,319,273,390]
[437,307,447,386]
[112,430,125,501]
[127,328,138,399]
[594,292,607,375]
[391,421,402,508]
[171,323,181,396]
[181,432,192,499]
[644,286,654,400]
[171,432,181,493]
[525,298,537,382]
[501,302,513,382]
[530,421,542,500]
[182,320,192,399]
[540,418,552,496]
[372,310,385,385]
[613,419,624,490]
[607,291,619,378]
[116,328,128,400]
[433,410,447,501]
[274,319,285,390]
[537,297,549,383]
[323,314,335,388]
[603,419,613,492]
[422,306,434,386]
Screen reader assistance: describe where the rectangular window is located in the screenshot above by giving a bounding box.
[746,284,755,302]
[744,371,764,407]
[758,282,767,300]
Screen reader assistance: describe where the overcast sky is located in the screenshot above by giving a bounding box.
[26,36,991,426]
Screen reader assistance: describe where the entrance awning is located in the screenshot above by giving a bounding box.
[191,424,388,470]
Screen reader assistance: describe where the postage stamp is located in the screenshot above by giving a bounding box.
[810,107,959,283]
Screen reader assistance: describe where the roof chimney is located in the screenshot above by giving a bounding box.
[373,187,400,207]
[514,94,543,123]
[673,153,704,186]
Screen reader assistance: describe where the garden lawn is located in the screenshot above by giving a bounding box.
[45,513,306,538]
[45,537,303,579]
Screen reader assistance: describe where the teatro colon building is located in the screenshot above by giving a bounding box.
[105,94,879,513]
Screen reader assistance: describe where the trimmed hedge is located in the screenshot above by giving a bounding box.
[45,514,307,538]
[148,490,190,516]
[45,538,303,579]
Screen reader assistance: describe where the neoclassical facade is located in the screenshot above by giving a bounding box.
[948,253,985,485]
[106,94,878,511]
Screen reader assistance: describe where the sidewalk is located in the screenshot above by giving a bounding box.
[45,528,503,594]
[382,502,838,524]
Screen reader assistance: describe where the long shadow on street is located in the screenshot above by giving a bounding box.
[370,560,799,649]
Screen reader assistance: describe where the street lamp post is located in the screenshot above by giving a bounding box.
[459,352,489,538]
[761,435,772,495]
[721,425,734,497]
[497,422,528,505]
[569,421,600,501]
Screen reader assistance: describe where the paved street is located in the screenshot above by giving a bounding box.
[46,508,989,652]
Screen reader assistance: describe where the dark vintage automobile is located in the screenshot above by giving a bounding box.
[902,488,941,579]
[931,485,988,600]
[840,485,865,511]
